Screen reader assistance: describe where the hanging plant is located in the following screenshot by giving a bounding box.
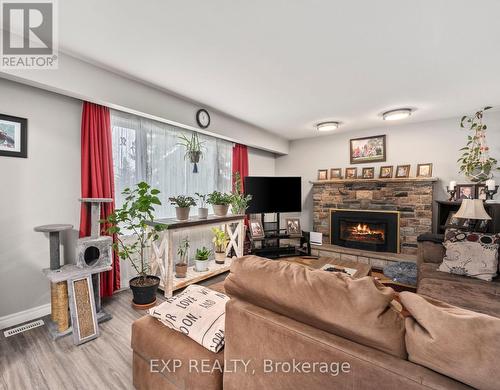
[178,132,205,173]
[457,106,497,182]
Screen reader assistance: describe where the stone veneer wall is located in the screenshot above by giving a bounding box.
[312,179,436,255]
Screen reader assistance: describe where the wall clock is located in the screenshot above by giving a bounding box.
[196,109,210,129]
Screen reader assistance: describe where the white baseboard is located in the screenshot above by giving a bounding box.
[0,303,51,330]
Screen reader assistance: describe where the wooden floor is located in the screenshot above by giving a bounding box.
[0,274,226,390]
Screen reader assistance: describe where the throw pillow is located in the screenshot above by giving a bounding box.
[438,228,499,281]
[148,284,229,352]
[400,292,500,390]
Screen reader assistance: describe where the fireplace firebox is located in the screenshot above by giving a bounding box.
[330,209,400,253]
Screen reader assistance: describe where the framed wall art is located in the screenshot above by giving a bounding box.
[349,134,386,164]
[0,114,27,158]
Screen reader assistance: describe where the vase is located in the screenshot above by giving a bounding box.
[194,259,208,272]
[213,204,229,217]
[198,207,208,219]
[175,263,187,278]
[175,207,190,221]
[215,251,226,264]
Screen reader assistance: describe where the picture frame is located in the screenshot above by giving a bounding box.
[68,275,99,345]
[379,165,393,179]
[476,184,488,201]
[455,184,475,200]
[330,168,342,179]
[362,167,375,179]
[285,218,302,237]
[417,163,433,177]
[395,164,411,178]
[349,134,386,164]
[474,219,490,233]
[345,167,357,179]
[0,114,28,158]
[249,220,265,239]
[445,211,462,228]
[317,169,328,180]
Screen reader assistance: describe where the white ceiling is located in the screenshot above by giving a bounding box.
[58,0,500,140]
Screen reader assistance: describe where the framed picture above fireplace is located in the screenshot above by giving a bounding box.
[345,167,357,179]
[395,164,411,178]
[349,134,386,164]
[362,167,375,179]
[379,165,393,179]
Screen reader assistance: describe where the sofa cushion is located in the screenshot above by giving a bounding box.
[438,229,499,281]
[400,292,500,390]
[224,255,406,358]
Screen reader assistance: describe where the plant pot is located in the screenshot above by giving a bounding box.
[194,259,209,272]
[198,207,209,219]
[129,275,160,305]
[175,207,191,221]
[175,263,188,278]
[190,151,202,173]
[213,204,229,217]
[215,251,226,264]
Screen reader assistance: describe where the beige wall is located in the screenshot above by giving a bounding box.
[275,112,500,231]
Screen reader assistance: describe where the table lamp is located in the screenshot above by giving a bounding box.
[455,199,491,231]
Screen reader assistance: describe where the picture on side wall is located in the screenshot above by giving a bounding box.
[417,163,433,177]
[285,218,302,237]
[249,220,265,239]
[317,169,328,180]
[349,134,386,164]
[0,114,27,158]
[362,167,375,179]
[379,166,393,179]
[456,184,475,200]
[395,164,411,178]
[330,168,342,179]
[345,167,357,179]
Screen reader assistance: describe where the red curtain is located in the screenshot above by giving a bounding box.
[79,102,120,297]
[232,143,249,192]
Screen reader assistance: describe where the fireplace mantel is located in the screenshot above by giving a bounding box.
[311,177,438,185]
[312,177,437,254]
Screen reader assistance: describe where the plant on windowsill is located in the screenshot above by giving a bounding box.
[194,246,212,272]
[169,195,196,221]
[195,192,209,219]
[175,237,189,278]
[231,172,252,215]
[212,227,230,264]
[458,106,498,182]
[104,182,166,307]
[207,191,233,217]
[178,132,205,173]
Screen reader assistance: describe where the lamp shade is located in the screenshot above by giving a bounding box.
[454,199,491,220]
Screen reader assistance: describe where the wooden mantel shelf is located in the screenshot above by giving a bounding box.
[310,177,439,185]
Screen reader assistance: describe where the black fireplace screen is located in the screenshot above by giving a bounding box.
[331,210,399,253]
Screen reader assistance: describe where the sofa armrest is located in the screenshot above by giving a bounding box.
[417,234,445,267]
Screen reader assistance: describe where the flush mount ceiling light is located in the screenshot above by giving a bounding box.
[382,108,412,121]
[317,122,340,132]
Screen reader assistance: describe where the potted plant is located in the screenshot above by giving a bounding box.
[169,195,196,221]
[175,237,189,278]
[104,182,167,307]
[212,227,229,264]
[458,106,498,182]
[207,191,233,216]
[178,132,205,173]
[194,246,212,272]
[195,192,209,219]
[231,172,252,214]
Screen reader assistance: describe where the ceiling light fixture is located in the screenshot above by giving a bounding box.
[317,122,340,132]
[382,108,412,121]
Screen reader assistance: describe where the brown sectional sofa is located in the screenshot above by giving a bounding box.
[417,234,500,317]
[132,255,500,389]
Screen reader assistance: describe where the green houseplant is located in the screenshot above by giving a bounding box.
[207,191,233,217]
[194,246,212,272]
[195,192,209,219]
[169,195,196,221]
[458,106,498,182]
[178,132,205,173]
[212,227,229,264]
[104,182,166,306]
[231,172,252,214]
[175,237,189,278]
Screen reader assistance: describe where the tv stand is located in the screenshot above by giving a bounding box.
[249,212,307,259]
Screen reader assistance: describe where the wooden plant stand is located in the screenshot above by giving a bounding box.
[147,214,245,297]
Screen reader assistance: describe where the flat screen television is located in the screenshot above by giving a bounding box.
[244,176,302,214]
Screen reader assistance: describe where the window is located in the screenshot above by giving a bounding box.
[111,109,232,217]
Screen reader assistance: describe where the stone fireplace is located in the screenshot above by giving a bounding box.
[313,178,436,255]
